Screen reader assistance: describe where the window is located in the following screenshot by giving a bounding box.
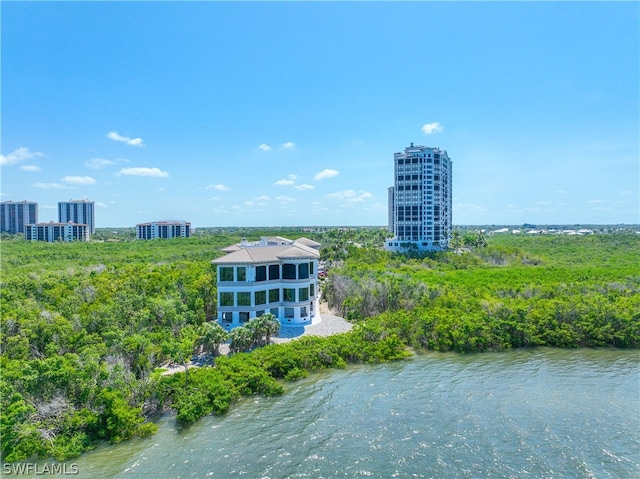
[284,288,295,302]
[300,306,307,317]
[309,261,314,275]
[284,308,294,319]
[282,263,296,279]
[236,267,246,282]
[270,308,279,317]
[256,266,267,282]
[256,310,265,317]
[221,311,233,323]
[310,283,315,297]
[299,287,309,302]
[239,312,250,324]
[269,288,280,303]
[255,290,266,305]
[219,267,234,282]
[237,292,251,306]
[298,263,309,279]
[269,264,280,280]
[220,292,234,307]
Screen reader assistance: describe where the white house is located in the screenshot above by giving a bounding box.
[212,237,320,330]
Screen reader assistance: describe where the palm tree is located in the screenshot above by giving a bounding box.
[229,326,253,354]
[198,321,228,357]
[262,313,280,344]
[245,317,264,348]
[474,231,488,248]
[450,230,463,250]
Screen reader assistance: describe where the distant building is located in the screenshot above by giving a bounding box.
[385,143,452,252]
[25,221,89,242]
[212,237,320,330]
[136,220,191,240]
[58,199,95,234]
[1,200,38,235]
[387,187,395,233]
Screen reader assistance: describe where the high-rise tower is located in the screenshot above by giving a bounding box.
[58,199,95,234]
[385,144,452,252]
[1,200,38,235]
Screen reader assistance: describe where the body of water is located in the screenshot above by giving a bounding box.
[29,348,640,478]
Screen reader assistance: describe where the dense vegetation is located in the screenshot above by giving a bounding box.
[0,229,402,462]
[324,232,640,351]
[1,228,638,462]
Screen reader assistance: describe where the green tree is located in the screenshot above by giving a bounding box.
[197,321,228,356]
[229,326,253,353]
[450,230,463,250]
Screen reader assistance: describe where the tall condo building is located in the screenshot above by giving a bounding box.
[1,200,38,235]
[385,143,452,252]
[58,199,95,234]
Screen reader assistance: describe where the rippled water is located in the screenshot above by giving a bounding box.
[35,349,640,478]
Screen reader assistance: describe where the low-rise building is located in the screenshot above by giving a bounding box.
[212,237,320,329]
[136,220,191,239]
[24,221,89,242]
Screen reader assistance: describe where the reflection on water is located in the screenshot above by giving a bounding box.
[28,348,640,478]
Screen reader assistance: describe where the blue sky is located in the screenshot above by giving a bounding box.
[2,2,638,228]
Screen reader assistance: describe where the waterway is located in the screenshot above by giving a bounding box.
[34,348,640,478]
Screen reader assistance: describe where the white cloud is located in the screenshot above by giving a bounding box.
[256,195,270,201]
[295,184,314,190]
[32,182,71,189]
[85,158,117,169]
[118,167,168,177]
[275,195,296,203]
[280,142,296,150]
[206,183,230,191]
[107,131,145,147]
[62,176,97,185]
[314,169,339,180]
[587,199,604,204]
[245,201,255,206]
[209,196,220,201]
[1,147,44,166]
[259,144,272,151]
[275,179,295,186]
[326,190,372,202]
[21,165,42,172]
[96,202,108,208]
[421,122,444,134]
